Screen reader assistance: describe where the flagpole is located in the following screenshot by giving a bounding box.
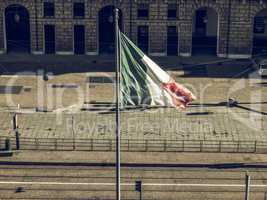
[114,8,121,200]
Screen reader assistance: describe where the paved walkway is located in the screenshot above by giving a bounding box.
[1,106,266,142]
[0,53,266,143]
[1,150,267,165]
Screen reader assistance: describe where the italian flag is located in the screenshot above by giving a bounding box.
[120,32,196,109]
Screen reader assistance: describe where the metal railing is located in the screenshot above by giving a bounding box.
[1,136,267,153]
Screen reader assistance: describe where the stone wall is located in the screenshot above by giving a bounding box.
[0,0,267,58]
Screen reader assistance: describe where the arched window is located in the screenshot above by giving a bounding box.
[5,4,31,53]
[253,9,267,55]
[98,6,123,54]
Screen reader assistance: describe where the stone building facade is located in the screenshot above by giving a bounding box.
[1,0,267,58]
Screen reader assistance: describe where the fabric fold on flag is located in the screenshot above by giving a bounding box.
[120,32,196,109]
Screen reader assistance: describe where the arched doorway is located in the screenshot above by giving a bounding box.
[5,4,31,53]
[192,7,218,55]
[253,9,267,55]
[98,6,122,54]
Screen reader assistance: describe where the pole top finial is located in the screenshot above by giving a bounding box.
[114,8,119,20]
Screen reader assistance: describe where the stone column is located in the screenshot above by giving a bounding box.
[178,20,192,57]
[128,2,138,44]
[227,1,253,58]
[53,0,73,55]
[29,0,37,54]
[86,1,98,55]
[149,1,167,56]
[55,21,73,55]
[120,1,131,38]
[178,2,192,57]
[31,0,44,54]
[217,22,228,57]
[86,19,97,55]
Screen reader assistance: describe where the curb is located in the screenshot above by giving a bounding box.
[1,160,267,169]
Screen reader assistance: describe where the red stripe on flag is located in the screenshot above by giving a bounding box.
[162,81,196,109]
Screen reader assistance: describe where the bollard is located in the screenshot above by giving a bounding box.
[15,130,20,150]
[0,138,13,157]
[5,138,11,151]
[135,180,142,200]
[12,114,18,130]
[245,173,251,200]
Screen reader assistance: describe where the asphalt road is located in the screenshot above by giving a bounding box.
[1,164,267,200]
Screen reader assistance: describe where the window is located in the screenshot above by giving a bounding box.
[138,26,149,53]
[254,17,265,33]
[137,4,149,20]
[195,10,207,36]
[167,26,178,55]
[168,26,177,36]
[43,1,55,17]
[73,2,85,18]
[44,25,55,54]
[74,25,85,54]
[168,4,177,20]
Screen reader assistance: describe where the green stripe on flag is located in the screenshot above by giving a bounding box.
[120,32,153,106]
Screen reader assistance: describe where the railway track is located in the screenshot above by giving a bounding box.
[1,164,267,199]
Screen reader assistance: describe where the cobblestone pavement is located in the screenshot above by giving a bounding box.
[0,57,266,142]
[0,106,266,142]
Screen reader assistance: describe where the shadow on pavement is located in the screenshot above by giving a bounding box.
[0,53,261,79]
[235,105,267,115]
[256,82,267,87]
[1,160,267,169]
